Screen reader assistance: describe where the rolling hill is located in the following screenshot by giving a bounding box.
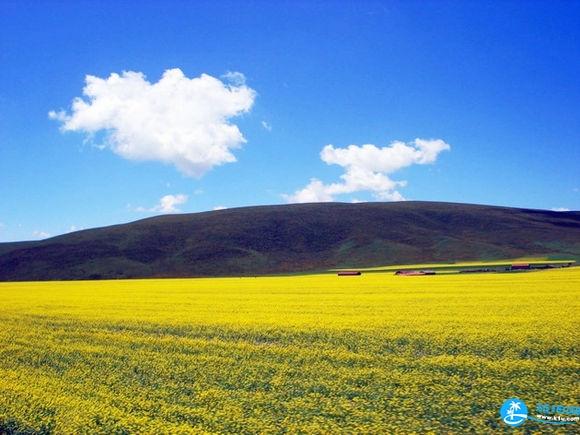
[0,201,578,281]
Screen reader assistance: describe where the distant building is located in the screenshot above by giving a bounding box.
[394,270,435,276]
[337,271,361,276]
[460,268,492,274]
[510,263,530,271]
[531,262,573,269]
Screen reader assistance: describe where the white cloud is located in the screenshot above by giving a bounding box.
[551,207,570,212]
[213,205,227,211]
[137,194,188,214]
[221,71,247,86]
[285,179,336,203]
[50,68,256,177]
[285,138,450,203]
[32,230,51,240]
[261,120,272,131]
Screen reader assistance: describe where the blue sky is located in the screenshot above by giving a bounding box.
[1,0,579,242]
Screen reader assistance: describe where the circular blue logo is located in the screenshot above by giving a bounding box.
[500,398,528,427]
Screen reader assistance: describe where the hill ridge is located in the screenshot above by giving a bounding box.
[0,201,578,281]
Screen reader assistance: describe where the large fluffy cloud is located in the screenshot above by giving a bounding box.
[50,69,256,177]
[285,138,450,203]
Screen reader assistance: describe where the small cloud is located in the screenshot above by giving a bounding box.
[283,178,335,203]
[50,68,256,178]
[137,194,189,214]
[32,230,51,240]
[154,194,188,213]
[221,71,247,86]
[285,138,450,203]
[213,205,227,211]
[67,225,84,233]
[261,121,272,131]
[551,207,570,212]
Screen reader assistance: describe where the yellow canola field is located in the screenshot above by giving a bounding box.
[0,268,578,433]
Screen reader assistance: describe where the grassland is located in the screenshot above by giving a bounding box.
[0,267,578,433]
[334,258,575,273]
